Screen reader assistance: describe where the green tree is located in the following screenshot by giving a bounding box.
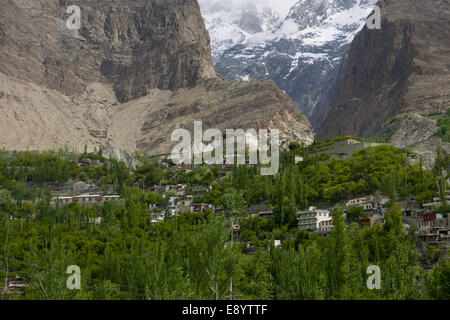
[79,171,89,183]
[381,172,400,204]
[325,206,348,298]
[426,258,450,299]
[347,206,365,222]
[0,189,12,206]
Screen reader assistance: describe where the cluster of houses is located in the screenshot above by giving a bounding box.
[51,194,121,207]
[48,178,450,252]
[400,192,450,250]
[345,193,390,228]
[47,162,449,251]
[157,155,235,176]
[49,154,450,252]
[300,191,449,250]
[245,190,449,251]
[148,184,221,223]
[36,180,100,196]
[245,193,390,234]
[149,184,187,195]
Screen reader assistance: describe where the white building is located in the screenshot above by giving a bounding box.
[294,156,304,164]
[150,213,165,224]
[168,196,179,216]
[346,196,373,208]
[53,194,121,206]
[345,194,389,212]
[297,207,333,231]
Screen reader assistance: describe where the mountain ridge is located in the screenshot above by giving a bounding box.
[0,0,314,155]
[317,0,450,167]
[318,0,450,139]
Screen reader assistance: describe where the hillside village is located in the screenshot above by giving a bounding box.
[31,139,450,257]
[1,136,449,298]
[47,174,450,252]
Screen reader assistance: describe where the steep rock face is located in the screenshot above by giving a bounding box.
[390,114,437,149]
[0,72,313,156]
[318,0,450,139]
[0,0,218,101]
[389,114,450,169]
[0,0,314,154]
[125,79,314,155]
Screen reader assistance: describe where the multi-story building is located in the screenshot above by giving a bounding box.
[297,207,333,232]
[53,194,121,206]
[318,219,334,232]
[417,227,450,250]
[360,214,382,228]
[191,203,214,214]
[346,196,373,208]
[345,193,390,214]
[406,213,449,232]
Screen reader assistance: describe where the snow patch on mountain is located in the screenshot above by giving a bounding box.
[198,0,295,63]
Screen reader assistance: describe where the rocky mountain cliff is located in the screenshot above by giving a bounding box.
[318,0,450,140]
[0,0,218,101]
[0,0,314,155]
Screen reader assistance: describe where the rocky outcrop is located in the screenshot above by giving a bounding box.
[0,0,218,101]
[411,136,450,170]
[0,0,314,155]
[0,72,313,156]
[134,79,314,154]
[389,114,450,169]
[390,114,437,149]
[318,0,450,139]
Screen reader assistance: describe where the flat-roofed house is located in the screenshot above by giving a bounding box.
[53,195,121,207]
[417,227,450,249]
[73,181,91,191]
[297,207,333,232]
[191,203,214,213]
[360,214,382,228]
[247,203,273,218]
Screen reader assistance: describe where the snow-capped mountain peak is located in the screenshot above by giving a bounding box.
[199,0,290,62]
[199,0,378,128]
